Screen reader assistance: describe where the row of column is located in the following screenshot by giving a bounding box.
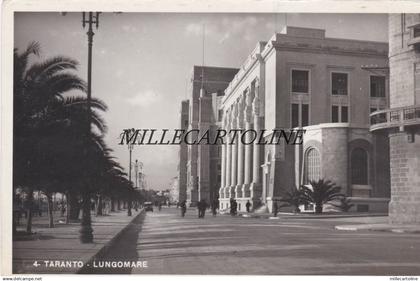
[220,81,262,200]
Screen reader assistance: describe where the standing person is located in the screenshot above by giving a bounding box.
[211,199,218,217]
[273,201,279,217]
[229,198,234,216]
[246,200,252,213]
[197,200,202,218]
[158,202,162,211]
[200,199,207,218]
[180,200,187,217]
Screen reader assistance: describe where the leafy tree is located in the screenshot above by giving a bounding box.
[300,179,345,214]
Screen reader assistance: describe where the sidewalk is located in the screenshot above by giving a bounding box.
[13,209,143,274]
[335,218,420,233]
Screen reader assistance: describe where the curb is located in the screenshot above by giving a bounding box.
[335,225,420,233]
[77,209,146,274]
[237,213,388,220]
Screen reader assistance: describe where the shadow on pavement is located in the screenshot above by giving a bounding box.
[80,212,146,274]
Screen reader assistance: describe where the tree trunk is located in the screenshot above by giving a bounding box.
[46,192,54,228]
[79,192,93,243]
[96,195,103,216]
[26,189,34,234]
[117,199,121,210]
[127,200,132,216]
[67,192,80,222]
[315,204,323,214]
[111,198,115,212]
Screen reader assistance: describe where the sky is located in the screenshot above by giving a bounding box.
[14,12,388,190]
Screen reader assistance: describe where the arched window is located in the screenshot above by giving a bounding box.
[304,148,321,184]
[351,148,368,185]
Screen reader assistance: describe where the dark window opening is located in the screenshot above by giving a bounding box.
[218,110,223,122]
[414,27,420,38]
[351,148,368,185]
[292,70,309,93]
[370,76,386,98]
[332,72,348,95]
[291,103,299,128]
[302,104,309,127]
[332,106,339,122]
[341,106,349,122]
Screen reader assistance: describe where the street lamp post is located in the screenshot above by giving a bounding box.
[127,143,134,216]
[79,11,100,244]
[135,159,139,189]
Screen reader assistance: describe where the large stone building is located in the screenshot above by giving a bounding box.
[180,66,239,206]
[218,26,391,212]
[370,14,420,223]
[177,100,189,203]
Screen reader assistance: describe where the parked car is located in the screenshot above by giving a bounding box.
[144,202,153,212]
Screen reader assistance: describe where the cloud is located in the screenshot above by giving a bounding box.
[124,90,161,107]
[122,25,138,33]
[185,16,259,44]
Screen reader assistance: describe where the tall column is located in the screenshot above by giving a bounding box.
[224,113,232,199]
[220,140,226,198]
[250,81,262,202]
[242,88,254,198]
[236,96,245,198]
[230,105,238,199]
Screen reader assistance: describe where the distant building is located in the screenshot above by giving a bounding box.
[182,66,239,206]
[370,14,420,223]
[169,176,179,203]
[218,26,390,213]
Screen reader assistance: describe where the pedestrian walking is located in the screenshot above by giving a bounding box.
[230,199,238,216]
[60,201,66,217]
[197,199,207,218]
[211,199,218,216]
[246,200,252,213]
[180,200,187,217]
[273,201,279,217]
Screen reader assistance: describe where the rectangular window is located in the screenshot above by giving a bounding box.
[291,103,299,128]
[341,106,349,122]
[218,110,223,122]
[332,72,348,95]
[370,107,377,114]
[414,27,420,38]
[302,104,309,127]
[292,70,309,93]
[332,106,339,122]
[370,76,386,97]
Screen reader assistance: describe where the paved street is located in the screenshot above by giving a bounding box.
[87,207,420,275]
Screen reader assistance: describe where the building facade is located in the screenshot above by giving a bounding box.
[182,66,239,206]
[371,14,420,223]
[219,26,391,212]
[177,100,189,203]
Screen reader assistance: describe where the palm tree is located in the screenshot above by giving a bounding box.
[300,179,345,214]
[14,42,88,233]
[331,197,355,212]
[13,42,110,235]
[279,187,306,213]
